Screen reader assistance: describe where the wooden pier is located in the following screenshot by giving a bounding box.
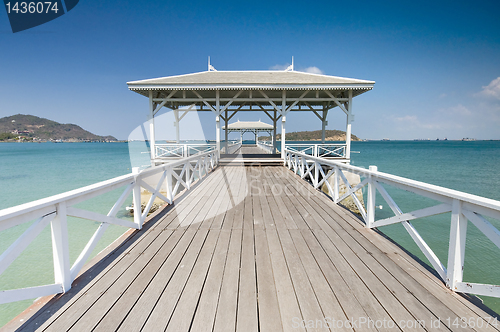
[220,145,282,166]
[13,165,498,332]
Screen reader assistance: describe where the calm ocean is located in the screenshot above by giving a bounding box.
[0,140,499,326]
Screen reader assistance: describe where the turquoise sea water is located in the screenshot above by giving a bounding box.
[0,140,499,327]
[0,142,134,327]
[349,140,500,315]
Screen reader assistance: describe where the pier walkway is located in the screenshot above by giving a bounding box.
[15,166,497,332]
[220,145,282,166]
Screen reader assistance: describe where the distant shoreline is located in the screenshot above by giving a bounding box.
[0,140,128,143]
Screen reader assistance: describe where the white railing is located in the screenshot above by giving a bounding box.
[224,141,242,154]
[257,140,275,154]
[155,143,216,158]
[285,143,346,158]
[0,150,219,305]
[284,148,500,298]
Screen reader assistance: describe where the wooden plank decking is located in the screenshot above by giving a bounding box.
[14,166,499,332]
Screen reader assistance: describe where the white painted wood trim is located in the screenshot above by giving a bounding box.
[336,178,369,205]
[401,220,448,282]
[454,282,500,298]
[447,199,467,289]
[0,284,63,305]
[0,214,54,275]
[284,149,500,213]
[70,222,110,281]
[462,210,500,250]
[371,203,452,228]
[374,182,448,280]
[51,202,71,292]
[66,207,139,229]
[138,179,170,205]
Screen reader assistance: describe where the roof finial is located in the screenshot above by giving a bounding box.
[285,56,294,72]
[208,56,217,71]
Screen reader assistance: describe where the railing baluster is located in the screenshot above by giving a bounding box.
[132,167,142,229]
[186,161,191,190]
[447,199,468,290]
[51,202,71,292]
[166,167,173,203]
[366,166,378,228]
[333,166,339,202]
[314,161,319,188]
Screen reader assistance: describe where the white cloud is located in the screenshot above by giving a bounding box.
[269,64,324,75]
[476,77,500,100]
[269,64,289,71]
[440,104,472,116]
[300,66,324,75]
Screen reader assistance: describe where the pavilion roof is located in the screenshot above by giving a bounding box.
[128,70,373,87]
[127,70,374,94]
[222,120,274,130]
[127,69,375,109]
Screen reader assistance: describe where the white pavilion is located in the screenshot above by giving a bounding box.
[127,65,374,161]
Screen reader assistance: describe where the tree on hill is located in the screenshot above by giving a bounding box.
[260,129,361,141]
[0,114,117,141]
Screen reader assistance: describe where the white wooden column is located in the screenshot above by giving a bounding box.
[224,109,228,153]
[281,90,287,159]
[447,199,468,290]
[148,91,156,161]
[273,110,277,153]
[174,109,180,143]
[215,90,221,152]
[51,202,71,292]
[321,109,328,144]
[345,90,353,160]
[366,166,377,228]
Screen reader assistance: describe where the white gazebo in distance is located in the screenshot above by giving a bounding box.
[223,120,274,147]
[127,67,374,161]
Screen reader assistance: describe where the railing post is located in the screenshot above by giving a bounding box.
[166,166,173,203]
[186,161,191,190]
[51,202,71,292]
[366,165,378,228]
[314,161,319,188]
[314,144,318,157]
[184,144,188,158]
[333,166,339,202]
[132,167,142,229]
[447,199,468,290]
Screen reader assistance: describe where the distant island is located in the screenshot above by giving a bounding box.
[0,114,117,142]
[260,129,361,142]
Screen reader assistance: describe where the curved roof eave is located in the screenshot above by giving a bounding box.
[128,84,374,91]
[127,70,375,90]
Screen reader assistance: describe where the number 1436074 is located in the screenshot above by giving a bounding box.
[5,2,59,14]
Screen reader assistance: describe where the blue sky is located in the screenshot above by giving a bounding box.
[1,0,499,140]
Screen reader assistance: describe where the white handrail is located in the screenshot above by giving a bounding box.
[0,150,219,305]
[225,141,242,154]
[155,143,217,158]
[257,140,275,154]
[285,143,347,158]
[284,148,500,298]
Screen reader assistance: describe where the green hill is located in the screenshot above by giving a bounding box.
[0,114,116,141]
[260,129,361,141]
